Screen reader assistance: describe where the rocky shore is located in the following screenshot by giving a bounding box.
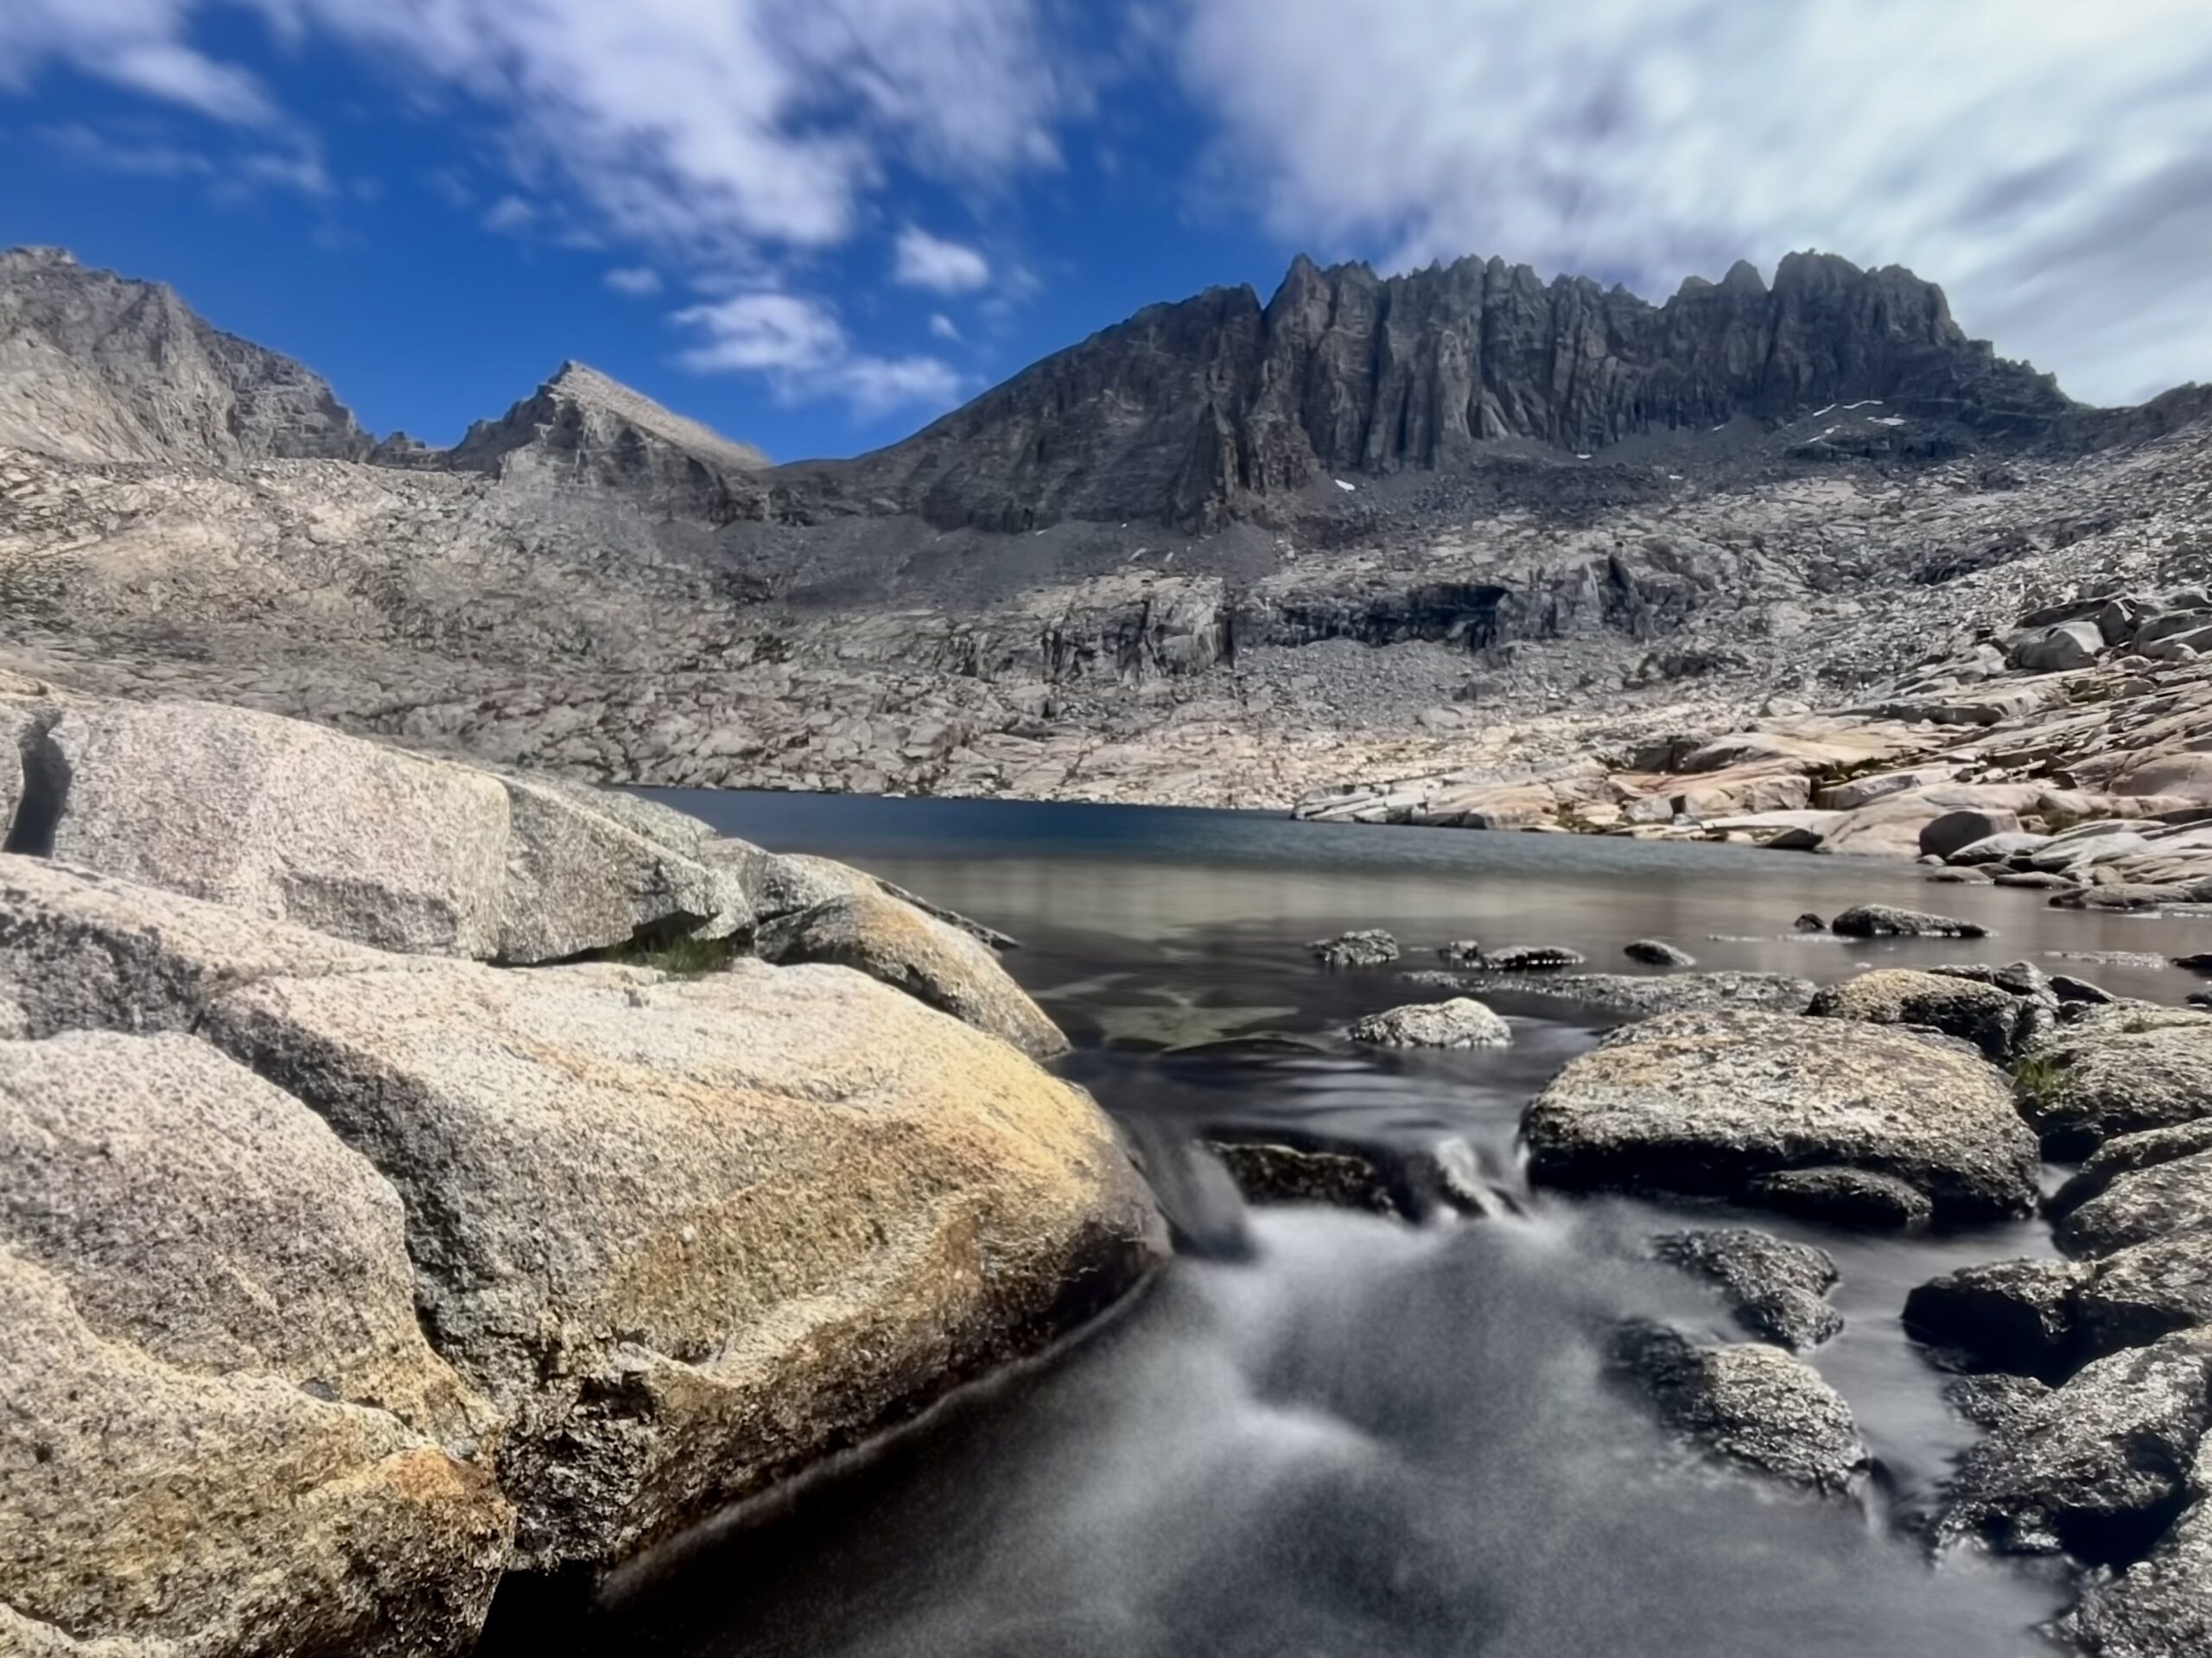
[0,682,1163,1655]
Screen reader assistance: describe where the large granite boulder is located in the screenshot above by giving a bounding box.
[2056,1148,2212,1258]
[0,1032,512,1657]
[1521,1009,2038,1222]
[752,889,1068,1059]
[32,698,747,965]
[2018,1020,2212,1158]
[0,856,1162,1580]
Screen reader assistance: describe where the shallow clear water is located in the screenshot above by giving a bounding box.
[523,795,2212,1657]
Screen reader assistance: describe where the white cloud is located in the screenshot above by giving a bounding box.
[928,312,963,341]
[0,1,277,124]
[605,265,664,297]
[480,194,537,233]
[1177,0,2212,405]
[672,291,963,418]
[38,123,214,177]
[893,225,992,293]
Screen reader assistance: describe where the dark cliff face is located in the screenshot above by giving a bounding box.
[857,251,2075,530]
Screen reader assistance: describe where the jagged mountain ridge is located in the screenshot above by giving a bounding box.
[0,244,2167,539]
[849,251,2081,530]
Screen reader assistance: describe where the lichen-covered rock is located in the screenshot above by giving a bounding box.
[1623,938,1695,967]
[751,888,1067,1058]
[1309,929,1400,967]
[0,1248,512,1658]
[1828,903,1988,939]
[2056,1120,2212,1217]
[1350,996,1511,1048]
[1808,968,2045,1062]
[1522,1010,2038,1222]
[2018,1020,2212,1158]
[1903,1258,2090,1377]
[1649,1229,1842,1350]
[1936,1334,2212,1560]
[2078,1234,2212,1356]
[1609,1322,1866,1491]
[1746,1166,1935,1230]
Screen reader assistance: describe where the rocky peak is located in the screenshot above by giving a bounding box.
[0,245,371,466]
[436,358,771,521]
[858,249,2080,530]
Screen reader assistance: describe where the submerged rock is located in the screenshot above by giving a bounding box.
[1310,929,1401,967]
[1205,1140,1401,1217]
[1623,938,1696,967]
[1649,1229,1842,1350]
[1829,903,1988,939]
[1610,1322,1867,1491]
[1471,944,1585,971]
[1350,997,1511,1048]
[1474,970,1815,1020]
[1522,1009,2038,1223]
[752,888,1067,1059]
[1808,969,2047,1063]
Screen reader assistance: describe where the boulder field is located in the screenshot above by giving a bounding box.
[0,689,1164,1656]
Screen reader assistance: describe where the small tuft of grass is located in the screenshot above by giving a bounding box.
[2011,1052,2063,1097]
[594,931,746,980]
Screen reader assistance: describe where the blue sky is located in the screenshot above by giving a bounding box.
[7,2,2212,461]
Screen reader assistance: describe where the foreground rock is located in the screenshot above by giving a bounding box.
[0,856,1163,1597]
[1650,1229,1842,1350]
[1904,1259,2092,1378]
[1808,969,2047,1063]
[1350,997,1511,1048]
[2066,1434,2212,1658]
[1522,1010,2038,1222]
[2018,1017,2212,1158]
[752,889,1067,1060]
[1610,1322,1866,1491]
[0,1032,512,1657]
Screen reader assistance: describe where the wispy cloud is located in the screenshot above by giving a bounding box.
[0,2,278,124]
[1176,0,2212,405]
[480,193,536,233]
[928,311,963,342]
[604,265,664,297]
[893,225,992,293]
[38,122,214,178]
[672,290,963,418]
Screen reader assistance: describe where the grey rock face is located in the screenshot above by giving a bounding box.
[1522,1009,2038,1222]
[1808,968,2044,1062]
[1349,996,1511,1047]
[1609,1321,1867,1491]
[2019,1021,2212,1159]
[2057,1149,2212,1258]
[1828,903,1988,938]
[1649,1229,1843,1350]
[0,246,372,465]
[750,889,1068,1059]
[857,249,2073,530]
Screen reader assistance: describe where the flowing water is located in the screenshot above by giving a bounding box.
[512,796,2212,1657]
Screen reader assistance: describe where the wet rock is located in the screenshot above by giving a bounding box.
[1471,944,1586,971]
[1794,912,1827,932]
[1522,1009,2039,1223]
[1350,996,1511,1048]
[2057,1150,2212,1258]
[1610,1322,1867,1491]
[1205,1139,1401,1217]
[1623,938,1696,967]
[2056,1121,2212,1217]
[1477,970,1815,1020]
[1936,1334,2211,1562]
[1310,929,1401,967]
[1747,1166,1934,1230]
[1947,1372,2055,1431]
[1829,903,1988,939]
[2018,1020,2212,1158]
[1435,938,1484,963]
[1903,1259,2091,1378]
[1808,969,2046,1063]
[752,888,1067,1059]
[2065,1434,2212,1658]
[1649,1229,1842,1350]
